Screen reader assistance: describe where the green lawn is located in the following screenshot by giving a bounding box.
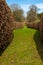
[0,27,43,65]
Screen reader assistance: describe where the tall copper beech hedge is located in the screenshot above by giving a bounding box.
[0,0,14,50]
[40,13,43,41]
[26,13,43,41]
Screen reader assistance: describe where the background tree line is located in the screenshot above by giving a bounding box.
[10,4,41,22]
[10,4,25,22]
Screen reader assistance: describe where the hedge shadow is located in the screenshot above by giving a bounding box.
[34,30,43,61]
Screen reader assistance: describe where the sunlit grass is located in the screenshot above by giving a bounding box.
[0,27,43,65]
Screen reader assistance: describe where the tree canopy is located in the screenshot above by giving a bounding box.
[10,4,25,22]
[27,5,38,22]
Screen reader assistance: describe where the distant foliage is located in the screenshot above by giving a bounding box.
[10,4,25,22]
[27,5,38,22]
[37,13,41,19]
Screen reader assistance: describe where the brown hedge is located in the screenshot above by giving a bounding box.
[0,0,14,51]
[26,13,43,41]
[14,22,24,29]
[40,13,43,41]
[26,22,40,30]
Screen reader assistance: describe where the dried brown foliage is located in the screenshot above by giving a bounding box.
[40,13,43,41]
[14,21,24,29]
[26,22,40,30]
[26,13,43,41]
[0,0,14,51]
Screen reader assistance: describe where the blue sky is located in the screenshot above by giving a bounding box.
[6,0,43,16]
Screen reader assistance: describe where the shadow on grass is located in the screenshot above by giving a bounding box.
[0,42,10,56]
[34,30,43,61]
[0,34,14,56]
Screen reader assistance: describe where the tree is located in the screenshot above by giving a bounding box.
[37,13,41,19]
[27,5,38,22]
[10,4,20,11]
[10,4,25,22]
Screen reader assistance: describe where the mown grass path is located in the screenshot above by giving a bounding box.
[0,27,43,65]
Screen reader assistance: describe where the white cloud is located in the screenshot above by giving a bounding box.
[21,4,30,12]
[21,3,43,11]
[36,3,43,9]
[36,3,43,13]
